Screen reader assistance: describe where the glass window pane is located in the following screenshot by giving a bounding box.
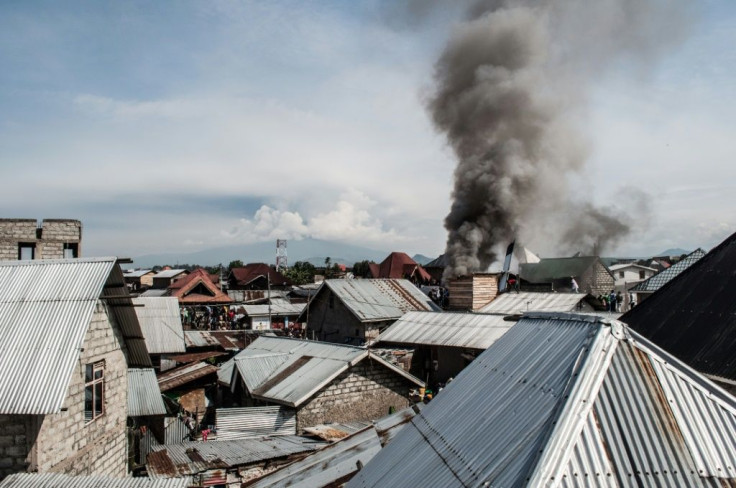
[85,364,93,382]
[94,383,104,417]
[94,368,103,380]
[85,385,93,421]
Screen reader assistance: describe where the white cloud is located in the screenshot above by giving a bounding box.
[224,190,405,247]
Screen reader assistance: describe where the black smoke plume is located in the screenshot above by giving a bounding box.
[429,0,691,278]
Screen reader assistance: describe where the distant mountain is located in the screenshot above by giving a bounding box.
[412,254,435,265]
[131,238,390,269]
[655,248,691,257]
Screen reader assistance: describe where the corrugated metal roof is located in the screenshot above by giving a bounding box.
[479,291,590,314]
[0,257,130,414]
[629,248,706,292]
[123,269,153,278]
[184,330,249,350]
[323,279,440,323]
[140,289,169,297]
[520,256,607,283]
[216,406,296,440]
[349,313,736,487]
[128,368,167,416]
[242,303,306,317]
[152,269,187,279]
[147,436,323,479]
[217,357,236,387]
[157,362,218,392]
[621,237,736,381]
[377,311,514,349]
[247,427,382,488]
[0,473,189,488]
[133,297,186,354]
[233,337,422,407]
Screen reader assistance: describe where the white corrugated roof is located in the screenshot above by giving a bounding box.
[133,297,186,354]
[233,337,422,407]
[242,303,306,317]
[479,291,589,314]
[323,279,440,323]
[152,269,187,279]
[0,473,189,488]
[123,269,153,278]
[128,368,167,417]
[0,257,120,414]
[350,313,736,487]
[378,311,514,349]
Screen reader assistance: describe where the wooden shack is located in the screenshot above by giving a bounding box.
[447,273,500,311]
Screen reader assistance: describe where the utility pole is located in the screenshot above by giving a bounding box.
[267,272,272,330]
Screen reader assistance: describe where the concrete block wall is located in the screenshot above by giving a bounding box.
[0,220,37,260]
[0,219,81,260]
[296,361,413,431]
[0,416,36,479]
[33,302,128,477]
[38,220,82,259]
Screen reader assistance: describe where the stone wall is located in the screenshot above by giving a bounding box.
[296,360,413,432]
[0,219,81,260]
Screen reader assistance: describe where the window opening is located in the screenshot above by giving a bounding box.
[84,361,105,422]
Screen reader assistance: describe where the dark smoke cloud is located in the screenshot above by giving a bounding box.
[428,0,692,278]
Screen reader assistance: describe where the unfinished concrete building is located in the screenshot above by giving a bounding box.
[0,219,82,260]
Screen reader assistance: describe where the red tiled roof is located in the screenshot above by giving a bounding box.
[169,269,232,304]
[372,252,432,282]
[229,263,292,287]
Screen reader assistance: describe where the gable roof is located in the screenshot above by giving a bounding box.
[479,291,591,314]
[168,268,231,304]
[133,297,186,354]
[629,248,706,293]
[314,279,439,323]
[377,311,514,349]
[0,257,150,415]
[372,252,431,282]
[233,337,423,407]
[349,313,736,487]
[229,263,292,287]
[609,263,657,272]
[621,235,736,381]
[520,256,609,283]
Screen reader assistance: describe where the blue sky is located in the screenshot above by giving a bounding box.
[1,0,734,259]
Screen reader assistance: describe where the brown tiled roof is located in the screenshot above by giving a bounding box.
[169,269,232,304]
[229,263,292,287]
[372,252,432,282]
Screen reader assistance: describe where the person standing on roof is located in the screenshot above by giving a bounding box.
[571,277,579,293]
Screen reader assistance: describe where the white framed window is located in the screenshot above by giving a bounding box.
[84,361,105,422]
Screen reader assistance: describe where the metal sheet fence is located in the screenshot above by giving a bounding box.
[216,406,296,440]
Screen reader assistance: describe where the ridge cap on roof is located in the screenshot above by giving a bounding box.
[0,256,118,266]
[252,335,367,351]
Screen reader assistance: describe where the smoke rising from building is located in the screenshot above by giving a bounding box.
[428,0,690,278]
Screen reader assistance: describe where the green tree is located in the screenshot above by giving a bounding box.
[352,260,375,278]
[283,261,316,285]
[228,260,244,270]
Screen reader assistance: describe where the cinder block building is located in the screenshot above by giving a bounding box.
[0,257,152,480]
[302,279,439,346]
[229,337,424,432]
[0,219,82,260]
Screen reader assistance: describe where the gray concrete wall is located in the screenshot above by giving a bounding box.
[296,361,413,432]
